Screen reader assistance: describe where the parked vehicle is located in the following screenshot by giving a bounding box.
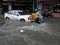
[4,10,33,22]
[43,10,53,17]
[46,10,53,17]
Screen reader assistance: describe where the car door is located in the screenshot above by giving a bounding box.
[7,11,15,20]
[13,11,19,20]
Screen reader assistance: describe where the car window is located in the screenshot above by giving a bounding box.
[14,12,17,15]
[8,11,13,15]
[18,11,29,15]
[13,11,19,16]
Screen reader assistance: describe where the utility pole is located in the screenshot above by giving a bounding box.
[33,0,35,12]
[36,0,38,10]
[8,0,12,11]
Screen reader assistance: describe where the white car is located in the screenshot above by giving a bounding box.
[4,10,33,22]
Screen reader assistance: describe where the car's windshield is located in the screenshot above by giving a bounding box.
[18,11,29,15]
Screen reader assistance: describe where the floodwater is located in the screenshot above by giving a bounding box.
[0,15,60,45]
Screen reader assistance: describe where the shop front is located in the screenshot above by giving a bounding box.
[43,0,60,17]
[2,0,37,13]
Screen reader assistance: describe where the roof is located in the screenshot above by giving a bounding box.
[9,10,23,12]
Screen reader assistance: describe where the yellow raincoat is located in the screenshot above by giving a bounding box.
[31,13,39,20]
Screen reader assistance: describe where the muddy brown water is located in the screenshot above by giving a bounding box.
[0,15,60,45]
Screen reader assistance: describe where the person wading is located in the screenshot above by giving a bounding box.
[29,12,40,24]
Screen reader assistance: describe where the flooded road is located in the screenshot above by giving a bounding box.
[0,15,60,45]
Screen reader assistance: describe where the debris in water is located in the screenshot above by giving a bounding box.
[20,30,24,32]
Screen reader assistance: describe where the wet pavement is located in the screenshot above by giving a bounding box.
[0,15,60,45]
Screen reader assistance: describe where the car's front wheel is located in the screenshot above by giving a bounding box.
[20,19,25,22]
[5,17,10,20]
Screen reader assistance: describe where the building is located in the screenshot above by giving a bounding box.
[1,0,37,13]
[0,0,60,17]
[0,0,44,14]
[43,0,60,17]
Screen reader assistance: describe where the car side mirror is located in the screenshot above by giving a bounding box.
[17,14,19,16]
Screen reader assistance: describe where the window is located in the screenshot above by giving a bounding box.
[8,11,13,14]
[14,12,17,15]
[18,11,29,15]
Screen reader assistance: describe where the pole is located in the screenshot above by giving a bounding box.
[8,1,12,11]
[33,0,34,12]
[36,0,38,10]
